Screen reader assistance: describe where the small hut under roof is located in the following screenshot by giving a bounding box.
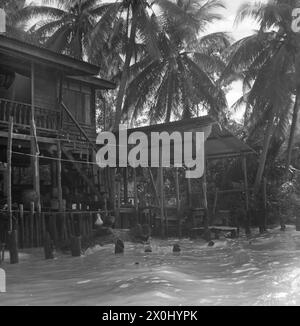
[111,116,256,237]
[121,116,255,161]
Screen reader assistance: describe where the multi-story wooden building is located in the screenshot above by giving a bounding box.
[0,34,115,216]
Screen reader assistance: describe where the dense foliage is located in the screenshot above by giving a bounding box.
[1,0,300,227]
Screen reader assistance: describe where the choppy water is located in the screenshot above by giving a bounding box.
[1,225,300,306]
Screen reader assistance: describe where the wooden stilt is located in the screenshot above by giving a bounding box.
[30,202,34,248]
[148,168,160,206]
[187,176,192,209]
[57,141,63,213]
[9,230,19,264]
[242,156,251,235]
[71,236,81,257]
[262,177,267,233]
[116,181,121,228]
[35,205,41,247]
[7,117,18,264]
[44,232,54,260]
[175,168,181,237]
[133,168,138,225]
[19,204,24,249]
[202,159,210,241]
[30,63,41,229]
[7,116,13,233]
[57,141,66,240]
[123,168,128,204]
[159,155,165,238]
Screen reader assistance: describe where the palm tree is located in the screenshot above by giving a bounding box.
[0,0,31,40]
[15,0,114,60]
[222,0,300,192]
[91,0,162,130]
[122,0,229,124]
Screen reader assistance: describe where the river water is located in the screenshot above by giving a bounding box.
[1,225,300,306]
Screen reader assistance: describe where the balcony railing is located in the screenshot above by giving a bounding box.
[0,98,60,132]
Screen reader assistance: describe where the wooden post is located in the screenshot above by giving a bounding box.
[30,202,34,248]
[133,168,138,224]
[19,204,24,249]
[7,116,13,233]
[212,188,219,221]
[123,168,128,204]
[159,150,165,238]
[175,168,181,237]
[57,141,63,213]
[57,141,66,240]
[7,117,18,263]
[58,74,63,130]
[187,176,192,209]
[35,205,41,247]
[202,159,210,241]
[262,177,267,233]
[116,180,121,228]
[9,230,19,264]
[242,156,251,235]
[71,236,82,257]
[44,232,54,260]
[148,168,160,206]
[30,63,41,219]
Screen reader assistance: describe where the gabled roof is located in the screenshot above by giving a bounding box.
[67,75,115,90]
[0,35,115,90]
[0,35,99,76]
[114,116,256,160]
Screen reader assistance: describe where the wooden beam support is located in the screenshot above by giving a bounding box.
[0,131,59,144]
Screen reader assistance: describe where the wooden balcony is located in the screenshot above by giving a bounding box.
[0,98,60,133]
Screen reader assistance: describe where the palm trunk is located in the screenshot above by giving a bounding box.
[254,114,275,193]
[285,87,300,177]
[113,15,138,131]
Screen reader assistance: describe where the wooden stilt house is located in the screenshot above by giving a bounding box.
[0,35,115,249]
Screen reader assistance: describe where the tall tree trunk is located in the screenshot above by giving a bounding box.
[285,87,300,177]
[254,115,275,193]
[113,14,138,131]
